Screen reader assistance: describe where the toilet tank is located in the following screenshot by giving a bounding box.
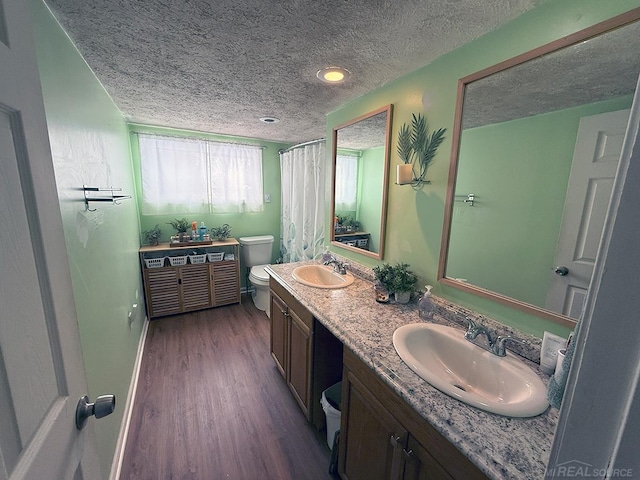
[239,235,274,267]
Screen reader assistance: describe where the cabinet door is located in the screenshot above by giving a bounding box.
[210,260,240,306]
[270,291,287,376]
[288,308,313,416]
[340,370,408,480]
[180,264,212,311]
[145,268,181,318]
[402,435,453,480]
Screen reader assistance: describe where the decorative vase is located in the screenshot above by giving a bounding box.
[394,291,411,304]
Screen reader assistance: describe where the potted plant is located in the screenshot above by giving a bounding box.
[343,216,360,233]
[167,217,191,242]
[373,262,417,304]
[373,263,394,303]
[209,223,232,241]
[373,263,395,292]
[142,224,162,246]
[390,263,417,304]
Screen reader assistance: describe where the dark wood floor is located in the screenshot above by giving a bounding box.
[120,298,334,480]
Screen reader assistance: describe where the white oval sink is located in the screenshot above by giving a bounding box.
[393,323,548,417]
[292,264,354,289]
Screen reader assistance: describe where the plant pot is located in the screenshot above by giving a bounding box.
[394,291,411,304]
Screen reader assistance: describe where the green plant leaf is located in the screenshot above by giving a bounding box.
[397,123,413,164]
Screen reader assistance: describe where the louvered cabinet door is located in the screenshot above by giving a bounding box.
[145,267,181,318]
[179,264,212,311]
[210,260,240,306]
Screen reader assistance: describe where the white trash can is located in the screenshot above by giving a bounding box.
[321,381,342,450]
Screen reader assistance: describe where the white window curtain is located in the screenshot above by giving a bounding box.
[208,142,263,213]
[139,134,263,215]
[335,153,358,212]
[280,142,326,262]
[139,134,209,215]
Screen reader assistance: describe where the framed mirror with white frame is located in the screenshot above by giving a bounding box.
[438,9,640,328]
[331,104,393,260]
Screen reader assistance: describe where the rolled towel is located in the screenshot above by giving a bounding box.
[547,326,578,409]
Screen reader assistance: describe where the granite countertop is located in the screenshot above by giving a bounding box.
[265,260,559,480]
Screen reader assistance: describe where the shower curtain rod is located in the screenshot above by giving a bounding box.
[132,131,267,149]
[279,137,326,154]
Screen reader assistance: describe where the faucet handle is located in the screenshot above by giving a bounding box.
[464,317,477,337]
[493,335,522,357]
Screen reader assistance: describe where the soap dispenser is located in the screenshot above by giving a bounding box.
[418,285,435,320]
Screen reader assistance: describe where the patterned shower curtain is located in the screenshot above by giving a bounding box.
[279,141,326,263]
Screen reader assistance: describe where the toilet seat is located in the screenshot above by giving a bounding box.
[249,265,269,285]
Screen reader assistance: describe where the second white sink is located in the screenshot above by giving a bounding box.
[292,264,354,289]
[393,323,548,417]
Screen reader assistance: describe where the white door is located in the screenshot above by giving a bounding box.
[0,1,101,479]
[545,109,630,318]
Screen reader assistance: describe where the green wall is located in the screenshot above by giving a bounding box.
[32,0,144,476]
[448,97,632,309]
[129,124,287,286]
[358,146,384,253]
[326,0,640,338]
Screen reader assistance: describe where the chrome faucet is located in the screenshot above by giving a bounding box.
[464,317,518,357]
[323,256,349,275]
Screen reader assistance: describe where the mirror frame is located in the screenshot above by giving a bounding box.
[438,8,640,328]
[330,104,393,260]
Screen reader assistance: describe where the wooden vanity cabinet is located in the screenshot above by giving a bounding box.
[269,278,314,417]
[269,277,343,424]
[339,348,488,480]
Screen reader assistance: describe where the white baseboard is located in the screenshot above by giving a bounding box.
[109,316,150,480]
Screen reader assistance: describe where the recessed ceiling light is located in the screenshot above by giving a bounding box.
[259,117,280,124]
[317,66,351,84]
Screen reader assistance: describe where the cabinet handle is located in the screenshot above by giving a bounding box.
[403,448,413,460]
[390,435,401,448]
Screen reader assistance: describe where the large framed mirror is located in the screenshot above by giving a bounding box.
[439,9,640,328]
[331,104,393,260]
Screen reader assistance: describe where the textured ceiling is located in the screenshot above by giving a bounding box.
[43,0,545,145]
[463,20,640,129]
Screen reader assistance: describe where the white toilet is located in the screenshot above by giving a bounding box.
[239,235,274,316]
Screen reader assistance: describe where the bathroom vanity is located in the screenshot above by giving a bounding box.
[266,261,558,480]
[139,239,240,318]
[269,276,343,427]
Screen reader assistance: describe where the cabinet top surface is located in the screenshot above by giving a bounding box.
[266,261,558,480]
[140,238,239,252]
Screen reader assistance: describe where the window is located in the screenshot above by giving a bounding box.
[335,153,358,211]
[138,134,263,214]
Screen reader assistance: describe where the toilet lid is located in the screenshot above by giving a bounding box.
[250,265,269,282]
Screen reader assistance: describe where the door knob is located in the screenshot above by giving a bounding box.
[554,266,569,276]
[76,394,116,430]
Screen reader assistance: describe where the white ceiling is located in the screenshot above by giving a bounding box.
[43,0,545,145]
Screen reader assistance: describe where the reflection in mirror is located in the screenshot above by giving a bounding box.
[439,10,640,327]
[331,105,392,260]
